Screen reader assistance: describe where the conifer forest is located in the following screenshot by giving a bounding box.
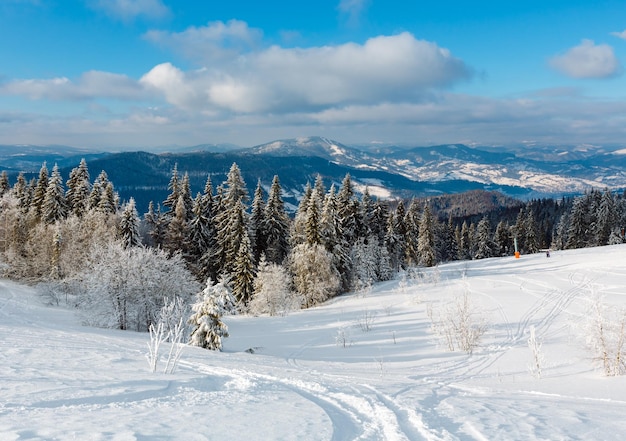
[0,160,624,346]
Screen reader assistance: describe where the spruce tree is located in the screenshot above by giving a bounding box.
[596,189,618,246]
[494,220,512,256]
[249,180,267,263]
[263,175,290,264]
[31,162,49,220]
[404,199,421,267]
[566,196,591,249]
[475,216,496,259]
[165,195,189,255]
[145,201,167,248]
[417,204,435,267]
[97,182,117,214]
[41,164,67,224]
[119,198,141,248]
[163,164,180,213]
[231,231,256,308]
[292,182,313,245]
[188,278,234,351]
[66,158,91,217]
[213,163,249,276]
[305,190,322,245]
[0,171,10,196]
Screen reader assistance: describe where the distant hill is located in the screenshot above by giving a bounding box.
[2,137,625,214]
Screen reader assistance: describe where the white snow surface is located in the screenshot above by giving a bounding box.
[3,245,626,440]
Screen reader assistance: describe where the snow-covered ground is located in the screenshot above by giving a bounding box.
[2,245,626,440]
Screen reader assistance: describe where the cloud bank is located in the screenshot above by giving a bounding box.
[140,30,473,113]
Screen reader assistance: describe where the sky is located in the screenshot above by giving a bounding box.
[1,0,626,150]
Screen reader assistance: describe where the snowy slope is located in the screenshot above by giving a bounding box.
[3,246,626,440]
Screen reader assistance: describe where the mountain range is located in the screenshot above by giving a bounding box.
[1,137,625,213]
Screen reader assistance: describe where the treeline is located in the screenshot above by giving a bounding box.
[0,160,625,325]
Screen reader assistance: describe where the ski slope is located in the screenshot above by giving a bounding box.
[2,245,626,440]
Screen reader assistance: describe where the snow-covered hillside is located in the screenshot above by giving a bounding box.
[3,245,626,440]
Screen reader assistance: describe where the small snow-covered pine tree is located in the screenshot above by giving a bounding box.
[119,198,141,248]
[188,278,235,350]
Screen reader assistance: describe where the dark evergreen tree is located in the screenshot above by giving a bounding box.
[249,180,267,263]
[494,220,512,256]
[145,201,167,248]
[180,173,194,221]
[213,163,249,276]
[459,221,472,260]
[165,195,189,255]
[305,190,322,246]
[163,164,180,214]
[404,199,421,266]
[231,231,256,308]
[475,216,496,259]
[596,189,618,246]
[292,182,313,246]
[417,204,435,267]
[566,196,590,249]
[0,171,10,196]
[263,176,290,265]
[31,162,49,220]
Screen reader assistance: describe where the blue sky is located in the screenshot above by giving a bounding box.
[1,0,626,150]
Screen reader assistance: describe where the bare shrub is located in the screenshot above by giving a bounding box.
[527,325,544,379]
[428,289,487,353]
[583,289,626,376]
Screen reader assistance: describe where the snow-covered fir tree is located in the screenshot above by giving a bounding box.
[65,159,91,217]
[41,164,68,225]
[188,277,235,350]
[96,182,117,215]
[118,197,141,248]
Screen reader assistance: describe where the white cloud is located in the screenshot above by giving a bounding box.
[0,71,147,101]
[611,30,626,40]
[89,0,169,21]
[141,32,472,113]
[549,39,622,79]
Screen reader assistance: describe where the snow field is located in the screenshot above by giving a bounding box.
[2,245,626,439]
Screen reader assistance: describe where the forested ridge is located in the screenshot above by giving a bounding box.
[1,160,624,348]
